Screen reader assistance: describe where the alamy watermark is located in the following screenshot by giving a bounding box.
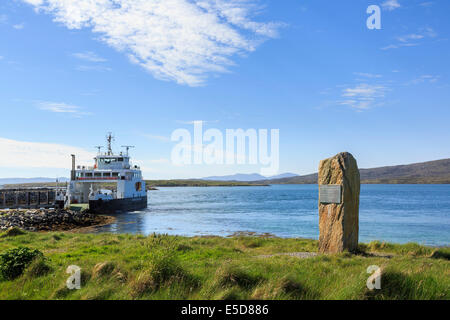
[171,121,280,176]
[367,5,381,30]
[66,265,81,290]
[366,265,382,290]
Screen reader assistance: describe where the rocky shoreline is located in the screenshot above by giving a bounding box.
[0,209,113,232]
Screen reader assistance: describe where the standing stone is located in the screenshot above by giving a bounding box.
[318,152,360,253]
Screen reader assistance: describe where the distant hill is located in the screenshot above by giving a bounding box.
[0,177,69,187]
[146,180,269,187]
[2,159,449,188]
[358,159,450,183]
[258,158,450,184]
[269,173,299,180]
[202,172,298,182]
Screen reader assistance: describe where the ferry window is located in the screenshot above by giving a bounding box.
[103,172,111,177]
[112,172,119,177]
[95,172,102,177]
[86,172,93,177]
[100,158,118,165]
[118,158,124,162]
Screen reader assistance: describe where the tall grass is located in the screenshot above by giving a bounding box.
[0,230,448,300]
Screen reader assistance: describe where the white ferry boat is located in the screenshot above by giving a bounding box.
[66,134,148,214]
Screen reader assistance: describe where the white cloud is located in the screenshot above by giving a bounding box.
[340,84,387,110]
[419,2,434,7]
[13,23,25,30]
[382,0,401,11]
[421,27,437,38]
[22,0,280,86]
[72,51,106,62]
[0,14,7,24]
[0,137,95,169]
[381,43,419,50]
[76,65,111,72]
[354,72,382,79]
[397,34,424,42]
[37,101,92,117]
[342,84,385,98]
[382,27,437,50]
[407,74,440,85]
[24,0,44,5]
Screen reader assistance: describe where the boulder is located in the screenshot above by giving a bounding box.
[318,152,360,253]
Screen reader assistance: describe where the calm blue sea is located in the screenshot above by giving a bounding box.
[94,184,450,246]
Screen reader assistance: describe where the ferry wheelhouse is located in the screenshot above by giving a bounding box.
[67,135,148,214]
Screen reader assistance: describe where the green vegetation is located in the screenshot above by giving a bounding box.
[145,180,268,187]
[0,231,448,300]
[0,247,44,280]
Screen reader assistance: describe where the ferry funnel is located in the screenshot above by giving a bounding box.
[71,154,76,180]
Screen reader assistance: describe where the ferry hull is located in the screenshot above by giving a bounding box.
[55,200,65,209]
[89,196,148,214]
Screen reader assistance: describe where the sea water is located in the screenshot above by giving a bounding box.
[94,184,450,246]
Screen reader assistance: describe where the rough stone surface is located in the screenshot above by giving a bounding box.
[0,209,110,232]
[318,152,360,253]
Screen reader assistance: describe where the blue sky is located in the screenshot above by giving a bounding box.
[0,0,449,179]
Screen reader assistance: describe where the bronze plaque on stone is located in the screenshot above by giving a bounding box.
[319,185,341,204]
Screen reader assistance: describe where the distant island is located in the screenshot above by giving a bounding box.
[149,158,450,186]
[1,158,449,189]
[0,180,269,189]
[259,158,450,185]
[201,172,298,182]
[145,180,269,187]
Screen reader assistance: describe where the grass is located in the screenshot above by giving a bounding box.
[0,231,448,300]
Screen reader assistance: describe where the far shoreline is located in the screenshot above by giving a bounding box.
[3,182,450,189]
